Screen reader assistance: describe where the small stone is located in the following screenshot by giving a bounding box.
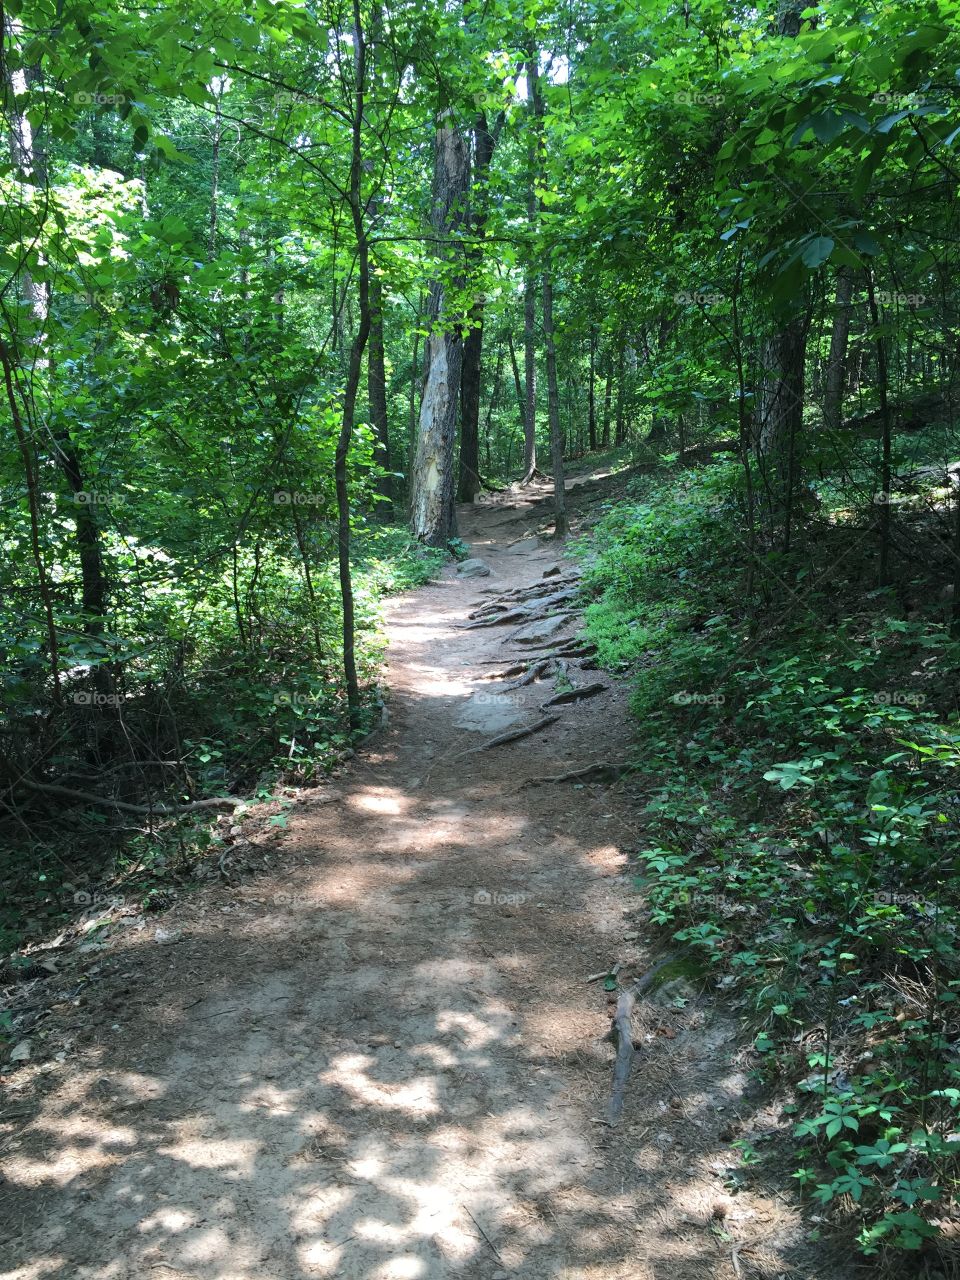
[542,564,561,578]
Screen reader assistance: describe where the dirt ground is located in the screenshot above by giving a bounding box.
[1,474,846,1280]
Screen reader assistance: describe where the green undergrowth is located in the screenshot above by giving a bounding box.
[0,526,447,954]
[579,459,960,1260]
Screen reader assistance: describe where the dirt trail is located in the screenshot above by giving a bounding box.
[2,476,838,1280]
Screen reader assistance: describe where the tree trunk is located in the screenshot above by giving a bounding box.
[601,355,612,447]
[368,268,391,507]
[528,46,566,535]
[757,316,807,548]
[457,111,500,503]
[543,273,567,534]
[335,0,373,727]
[587,326,597,452]
[867,274,893,586]
[459,320,483,502]
[823,266,853,435]
[410,112,470,545]
[614,341,626,445]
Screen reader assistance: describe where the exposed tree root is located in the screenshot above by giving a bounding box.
[473,714,559,751]
[520,760,627,787]
[605,988,636,1127]
[541,681,607,707]
[500,660,552,691]
[15,778,243,816]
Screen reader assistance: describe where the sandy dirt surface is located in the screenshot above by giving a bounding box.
[1,475,843,1280]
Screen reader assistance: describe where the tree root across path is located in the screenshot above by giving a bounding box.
[473,714,559,751]
[541,681,607,707]
[520,761,628,786]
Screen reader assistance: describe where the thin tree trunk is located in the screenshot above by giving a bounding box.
[458,111,501,503]
[368,268,391,507]
[601,355,612,448]
[823,266,854,435]
[587,326,597,452]
[867,274,893,586]
[459,320,483,502]
[335,0,372,728]
[0,343,61,704]
[528,42,566,535]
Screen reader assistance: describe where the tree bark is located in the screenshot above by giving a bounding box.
[528,40,565,531]
[601,355,612,447]
[457,111,500,503]
[335,0,373,727]
[410,112,470,545]
[368,267,391,507]
[757,316,807,548]
[587,326,597,452]
[823,266,853,435]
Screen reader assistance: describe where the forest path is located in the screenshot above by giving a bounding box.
[3,471,836,1280]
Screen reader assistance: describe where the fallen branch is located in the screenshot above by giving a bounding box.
[473,714,559,751]
[541,681,607,707]
[15,778,243,816]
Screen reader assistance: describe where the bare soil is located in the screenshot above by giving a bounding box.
[1,474,844,1280]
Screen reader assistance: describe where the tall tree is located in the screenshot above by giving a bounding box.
[410,108,470,545]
